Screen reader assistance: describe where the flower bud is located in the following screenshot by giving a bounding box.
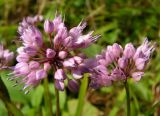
[123,43,135,58]
[63,58,76,68]
[63,36,73,47]
[58,51,67,59]
[25,77,40,89]
[118,57,128,69]
[22,26,43,47]
[74,56,83,64]
[27,71,36,79]
[26,71,39,88]
[36,69,47,80]
[15,62,30,75]
[34,29,43,47]
[57,23,66,31]
[69,22,86,38]
[54,27,68,46]
[112,43,122,58]
[135,58,146,70]
[44,20,54,33]
[54,69,67,80]
[16,53,29,62]
[29,61,40,70]
[132,72,144,81]
[24,46,37,56]
[105,52,114,65]
[44,62,51,72]
[53,15,62,32]
[68,79,79,93]
[74,31,95,48]
[46,48,56,58]
[72,69,83,79]
[54,80,65,91]
[33,27,43,47]
[134,38,155,61]
[133,48,141,60]
[106,46,115,60]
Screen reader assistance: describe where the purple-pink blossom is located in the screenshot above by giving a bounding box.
[10,14,100,93]
[89,38,155,89]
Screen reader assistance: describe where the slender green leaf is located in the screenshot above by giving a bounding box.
[31,85,44,107]
[75,74,89,116]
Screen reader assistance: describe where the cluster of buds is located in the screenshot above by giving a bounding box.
[0,44,14,70]
[89,39,155,88]
[18,15,43,35]
[9,15,100,93]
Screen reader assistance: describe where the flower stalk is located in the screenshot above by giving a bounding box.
[44,77,52,116]
[75,74,89,116]
[55,87,60,116]
[124,80,130,116]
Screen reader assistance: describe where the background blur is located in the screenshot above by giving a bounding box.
[0,0,160,116]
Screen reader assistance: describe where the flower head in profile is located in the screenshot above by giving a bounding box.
[89,38,155,89]
[9,14,100,93]
[0,44,14,70]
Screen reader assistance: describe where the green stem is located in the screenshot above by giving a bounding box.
[124,80,130,116]
[55,87,60,116]
[52,65,60,116]
[75,74,89,116]
[44,77,52,116]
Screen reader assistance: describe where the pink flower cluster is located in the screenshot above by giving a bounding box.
[89,39,155,88]
[10,15,100,93]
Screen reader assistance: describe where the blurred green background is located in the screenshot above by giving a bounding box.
[0,0,160,116]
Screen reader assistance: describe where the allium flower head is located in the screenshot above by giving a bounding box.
[89,38,155,88]
[10,14,100,93]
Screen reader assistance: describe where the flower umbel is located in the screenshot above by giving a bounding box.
[89,38,155,88]
[10,14,100,93]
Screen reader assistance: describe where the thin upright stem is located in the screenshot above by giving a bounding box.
[75,74,89,116]
[55,87,60,116]
[44,77,52,116]
[124,80,130,116]
[53,65,60,116]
